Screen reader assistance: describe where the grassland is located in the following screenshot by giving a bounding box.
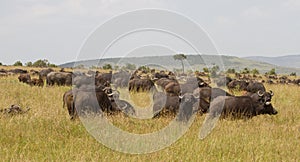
[0,72,300,161]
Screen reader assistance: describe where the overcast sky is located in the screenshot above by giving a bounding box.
[1,0,300,65]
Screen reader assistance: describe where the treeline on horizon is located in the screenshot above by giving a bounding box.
[0,54,297,77]
[0,59,57,68]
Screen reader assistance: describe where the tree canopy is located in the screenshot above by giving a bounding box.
[13,61,23,66]
[173,54,187,74]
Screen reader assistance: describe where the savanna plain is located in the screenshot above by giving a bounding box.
[0,67,300,161]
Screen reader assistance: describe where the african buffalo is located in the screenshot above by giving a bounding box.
[164,81,181,96]
[227,80,249,91]
[46,72,72,86]
[207,90,277,119]
[177,93,199,122]
[39,68,54,79]
[72,74,94,88]
[65,85,134,119]
[246,81,266,93]
[95,71,112,86]
[18,74,31,84]
[112,70,130,88]
[156,78,178,89]
[128,79,155,92]
[73,86,112,117]
[153,71,169,79]
[9,69,28,74]
[215,76,232,87]
[30,78,44,87]
[63,89,76,119]
[193,87,233,114]
[0,105,30,115]
[153,92,180,117]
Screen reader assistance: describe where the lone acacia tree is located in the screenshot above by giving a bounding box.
[173,54,187,74]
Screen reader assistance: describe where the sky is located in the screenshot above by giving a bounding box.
[0,0,300,65]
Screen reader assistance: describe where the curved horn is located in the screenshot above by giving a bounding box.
[102,87,111,91]
[269,90,274,96]
[257,90,264,97]
[120,102,128,110]
[107,93,114,97]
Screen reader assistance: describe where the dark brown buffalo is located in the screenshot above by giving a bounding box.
[186,77,209,88]
[73,86,112,117]
[29,70,39,76]
[72,74,94,88]
[164,81,181,96]
[227,80,249,91]
[246,90,274,105]
[95,71,112,86]
[155,78,180,95]
[0,69,7,73]
[193,87,233,114]
[177,93,199,122]
[113,77,130,88]
[0,105,30,115]
[215,76,232,87]
[153,72,169,79]
[128,79,155,92]
[109,97,136,116]
[46,72,72,86]
[207,91,277,119]
[18,74,31,84]
[155,78,178,89]
[112,70,131,88]
[293,79,300,85]
[39,68,54,79]
[30,78,44,87]
[153,92,180,117]
[246,81,266,93]
[66,85,133,119]
[63,89,76,119]
[9,69,28,74]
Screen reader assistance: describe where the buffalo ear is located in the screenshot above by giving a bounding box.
[270,90,274,96]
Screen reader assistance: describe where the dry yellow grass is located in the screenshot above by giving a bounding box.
[0,68,299,161]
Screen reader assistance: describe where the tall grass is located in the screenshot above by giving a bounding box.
[0,75,299,161]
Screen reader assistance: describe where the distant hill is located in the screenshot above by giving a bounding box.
[244,55,300,68]
[60,54,300,74]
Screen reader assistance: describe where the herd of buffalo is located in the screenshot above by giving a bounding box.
[2,67,299,121]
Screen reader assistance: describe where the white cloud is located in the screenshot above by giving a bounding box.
[241,6,269,18]
[1,0,167,25]
[283,0,300,10]
[215,16,236,26]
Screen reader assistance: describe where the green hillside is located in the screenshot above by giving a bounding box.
[60,55,300,74]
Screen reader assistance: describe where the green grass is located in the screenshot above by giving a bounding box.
[0,75,299,161]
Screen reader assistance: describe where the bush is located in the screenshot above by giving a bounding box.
[13,61,23,66]
[124,63,136,70]
[226,68,235,74]
[251,68,260,75]
[203,67,209,73]
[25,62,33,67]
[241,68,250,74]
[268,68,276,75]
[102,64,112,70]
[138,66,150,72]
[32,59,48,67]
[290,72,296,76]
